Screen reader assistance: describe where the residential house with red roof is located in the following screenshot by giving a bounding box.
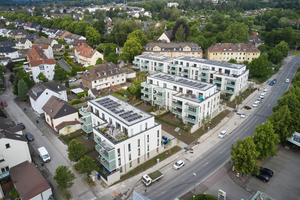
[74,43,103,66]
[27,45,56,82]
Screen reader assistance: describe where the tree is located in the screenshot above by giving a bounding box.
[172,21,189,41]
[54,166,76,191]
[253,121,279,160]
[128,80,143,98]
[228,58,237,63]
[106,53,119,64]
[53,64,68,82]
[6,24,17,30]
[97,43,118,57]
[230,136,260,176]
[175,24,186,42]
[222,23,249,43]
[267,48,283,64]
[170,8,180,21]
[92,20,105,35]
[85,27,101,46]
[122,38,143,62]
[247,53,272,78]
[37,72,48,83]
[266,16,279,31]
[76,155,98,177]
[96,58,103,65]
[67,139,86,162]
[276,41,289,57]
[258,44,268,54]
[18,79,29,101]
[127,30,148,46]
[65,80,69,88]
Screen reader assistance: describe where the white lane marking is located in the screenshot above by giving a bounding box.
[220,149,226,153]
[136,184,143,188]
[203,162,209,166]
[162,167,173,173]
[234,137,239,141]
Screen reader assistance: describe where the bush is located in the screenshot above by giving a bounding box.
[61,131,85,144]
[69,99,86,105]
[126,78,132,82]
[77,93,85,99]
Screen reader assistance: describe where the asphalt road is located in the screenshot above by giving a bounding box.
[143,55,300,200]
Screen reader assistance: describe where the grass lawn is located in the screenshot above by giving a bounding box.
[292,51,300,56]
[190,194,217,200]
[120,146,181,180]
[222,89,254,108]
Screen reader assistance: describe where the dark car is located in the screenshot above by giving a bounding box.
[17,123,25,130]
[25,132,34,141]
[253,172,270,182]
[1,100,7,107]
[162,136,168,140]
[260,167,273,177]
[272,79,277,84]
[269,81,274,86]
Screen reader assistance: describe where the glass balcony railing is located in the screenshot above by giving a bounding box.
[142,95,152,101]
[82,124,93,133]
[185,109,198,115]
[141,82,151,88]
[184,116,198,124]
[199,73,208,78]
[95,144,115,161]
[132,60,139,64]
[169,63,177,67]
[132,64,140,69]
[100,157,116,172]
[168,68,176,72]
[172,102,182,108]
[154,99,164,106]
[225,83,236,88]
[199,68,209,72]
[141,89,151,94]
[181,70,189,75]
[142,62,149,66]
[156,65,164,69]
[154,92,165,98]
[180,65,190,70]
[141,66,148,71]
[173,109,182,115]
[224,89,235,94]
[213,79,222,83]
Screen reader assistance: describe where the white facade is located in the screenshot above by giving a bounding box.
[42,45,54,58]
[92,72,127,90]
[81,95,162,185]
[31,63,56,83]
[0,49,19,59]
[29,188,52,200]
[44,112,79,132]
[0,132,32,177]
[142,72,220,132]
[16,39,32,50]
[29,88,68,114]
[167,2,179,7]
[133,54,249,100]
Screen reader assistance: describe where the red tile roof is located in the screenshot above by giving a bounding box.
[208,43,260,53]
[27,45,56,67]
[75,43,98,59]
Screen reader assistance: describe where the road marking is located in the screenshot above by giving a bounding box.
[203,162,209,166]
[246,128,248,131]
[234,137,239,141]
[136,184,143,189]
[162,167,172,173]
[220,149,226,153]
[268,104,270,107]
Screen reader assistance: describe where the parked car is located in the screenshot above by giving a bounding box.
[69,78,76,83]
[218,130,227,139]
[260,94,265,99]
[285,79,290,83]
[263,88,268,93]
[1,100,7,107]
[253,101,259,107]
[173,160,185,170]
[269,81,274,86]
[17,123,25,130]
[162,136,168,140]
[241,113,246,118]
[252,172,270,182]
[260,167,273,177]
[25,132,34,142]
[272,79,277,84]
[257,98,262,102]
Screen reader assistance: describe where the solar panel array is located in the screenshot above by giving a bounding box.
[96,97,143,123]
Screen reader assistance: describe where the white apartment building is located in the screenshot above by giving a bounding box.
[142,73,220,132]
[79,95,162,185]
[133,54,249,100]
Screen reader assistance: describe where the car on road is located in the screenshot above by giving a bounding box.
[25,132,34,142]
[257,98,262,102]
[260,167,273,177]
[69,78,77,83]
[285,79,290,83]
[272,79,277,84]
[263,88,268,93]
[1,100,7,107]
[260,93,265,99]
[269,81,274,86]
[241,113,246,118]
[173,160,185,170]
[17,123,25,130]
[218,130,227,139]
[253,101,259,107]
[252,172,270,182]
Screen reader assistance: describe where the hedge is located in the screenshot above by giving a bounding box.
[69,99,86,105]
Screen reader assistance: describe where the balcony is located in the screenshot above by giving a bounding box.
[185,108,198,115]
[213,79,222,84]
[168,68,176,72]
[141,89,151,94]
[154,99,164,106]
[154,87,165,92]
[173,109,182,115]
[142,62,149,66]
[141,82,151,88]
[95,125,128,144]
[142,95,152,101]
[180,65,190,70]
[225,83,236,88]
[156,64,164,69]
[199,68,209,72]
[79,107,91,117]
[132,64,140,69]
[184,116,198,124]
[169,63,177,67]
[100,157,116,172]
[141,66,148,71]
[132,60,139,64]
[224,89,235,94]
[217,86,221,90]
[199,73,208,79]
[172,102,182,108]
[181,70,189,75]
[154,92,165,98]
[95,144,115,161]
[82,124,93,133]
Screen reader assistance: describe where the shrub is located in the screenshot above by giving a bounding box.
[77,93,85,99]
[126,78,132,82]
[69,99,86,105]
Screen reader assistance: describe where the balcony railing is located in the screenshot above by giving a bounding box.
[100,157,116,172]
[132,60,139,64]
[79,107,91,117]
[156,65,164,69]
[199,73,208,78]
[173,109,182,115]
[199,68,209,72]
[141,66,148,71]
[141,89,151,94]
[82,124,93,133]
[224,89,235,94]
[184,116,198,124]
[169,63,177,67]
[142,62,149,66]
[172,102,182,108]
[181,70,189,75]
[95,144,115,161]
[154,99,164,106]
[213,79,222,83]
[142,95,151,101]
[141,82,151,88]
[168,68,176,72]
[225,83,236,88]
[132,64,140,69]
[154,92,165,98]
[180,65,190,70]
[185,109,198,115]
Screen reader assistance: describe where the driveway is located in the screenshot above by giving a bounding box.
[57,58,71,71]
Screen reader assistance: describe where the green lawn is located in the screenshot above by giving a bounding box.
[292,51,300,56]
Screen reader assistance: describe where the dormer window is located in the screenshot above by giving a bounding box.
[223,48,226,51]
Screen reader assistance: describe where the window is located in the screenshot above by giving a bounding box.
[128,143,131,152]
[1,166,9,173]
[173,86,177,91]
[157,139,159,146]
[129,162,132,168]
[147,144,149,151]
[129,153,131,161]
[5,143,10,149]
[138,148,140,156]
[138,139,140,147]
[163,83,166,88]
[118,158,121,166]
[117,148,120,157]
[147,152,150,158]
[147,135,149,142]
[157,130,159,138]
[145,123,147,130]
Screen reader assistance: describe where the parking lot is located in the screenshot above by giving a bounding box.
[245,146,300,200]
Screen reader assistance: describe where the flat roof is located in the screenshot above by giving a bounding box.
[149,72,215,91]
[89,95,153,126]
[135,53,173,63]
[71,88,84,94]
[174,56,245,69]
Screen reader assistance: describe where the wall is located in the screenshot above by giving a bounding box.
[29,188,52,200]
[31,64,55,83]
[51,112,79,132]
[58,123,81,135]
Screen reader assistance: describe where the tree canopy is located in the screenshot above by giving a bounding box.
[54,165,76,191]
[67,139,86,162]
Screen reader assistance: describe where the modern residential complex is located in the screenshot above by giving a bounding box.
[133,54,249,100]
[141,72,221,132]
[207,42,260,63]
[79,95,162,185]
[142,42,203,58]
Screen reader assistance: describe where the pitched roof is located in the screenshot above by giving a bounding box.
[0,129,26,142]
[0,40,15,47]
[164,30,173,40]
[144,42,202,52]
[27,81,67,100]
[64,33,81,40]
[75,43,99,58]
[16,38,29,44]
[33,38,55,45]
[53,44,63,48]
[55,120,81,130]
[26,45,56,67]
[10,161,51,200]
[42,96,78,119]
[90,88,100,96]
[11,29,29,36]
[207,43,260,53]
[0,47,18,53]
[83,62,125,81]
[249,35,264,44]
[73,39,87,47]
[26,33,40,40]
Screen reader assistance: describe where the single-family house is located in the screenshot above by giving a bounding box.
[9,29,29,40]
[26,33,40,41]
[52,44,65,53]
[27,81,68,114]
[55,30,71,40]
[24,22,40,31]
[0,40,15,48]
[0,47,19,59]
[74,43,103,66]
[42,96,81,134]
[15,38,32,50]
[33,38,58,47]
[64,33,86,44]
[72,39,87,48]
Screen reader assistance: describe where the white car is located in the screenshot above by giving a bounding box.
[173,160,185,170]
[263,88,268,93]
[260,94,265,99]
[257,98,262,102]
[69,78,77,82]
[241,113,246,118]
[218,131,227,139]
[285,79,290,83]
[253,101,259,107]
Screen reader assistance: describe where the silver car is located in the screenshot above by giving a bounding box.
[218,130,227,139]
[173,160,185,170]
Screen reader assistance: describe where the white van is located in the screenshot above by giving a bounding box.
[38,147,51,163]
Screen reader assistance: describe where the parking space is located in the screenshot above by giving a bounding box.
[245,146,300,200]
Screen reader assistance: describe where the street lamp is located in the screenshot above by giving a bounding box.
[193,173,197,194]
